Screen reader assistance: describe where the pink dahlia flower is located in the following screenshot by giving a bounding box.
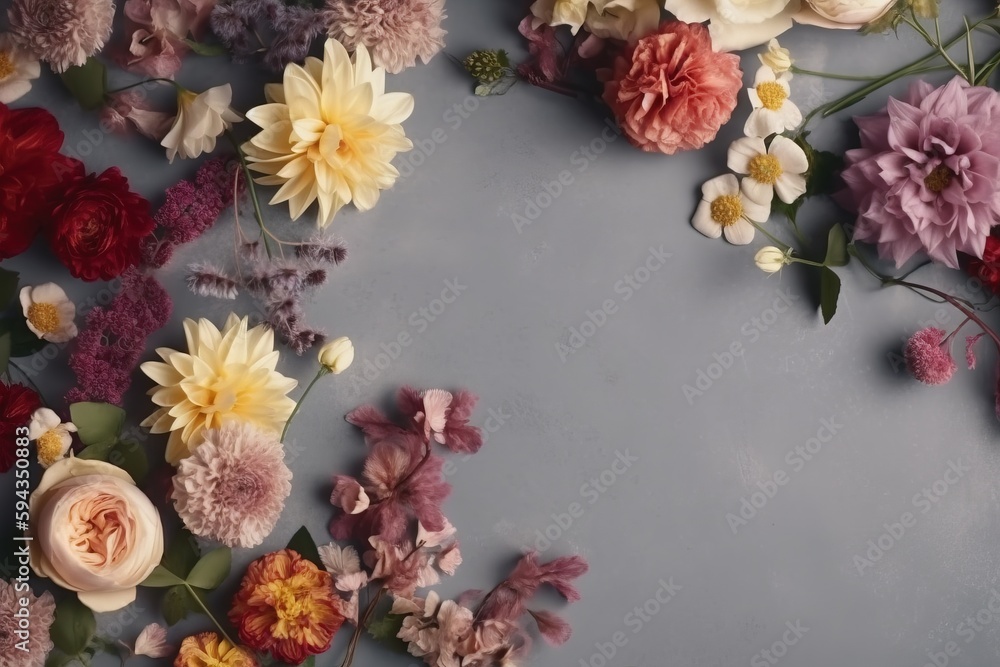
[0,579,55,667]
[841,77,1000,268]
[171,421,292,548]
[904,327,956,386]
[7,0,114,72]
[324,0,447,74]
[601,21,742,155]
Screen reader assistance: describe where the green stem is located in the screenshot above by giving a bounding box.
[225,130,273,259]
[185,583,238,648]
[106,78,179,95]
[281,368,327,442]
[789,257,826,268]
[790,66,883,81]
[747,219,792,252]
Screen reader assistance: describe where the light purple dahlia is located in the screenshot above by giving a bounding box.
[840,76,1000,268]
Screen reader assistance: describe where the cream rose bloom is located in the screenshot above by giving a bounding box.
[29,458,164,612]
[530,0,660,41]
[795,0,894,28]
[663,0,801,51]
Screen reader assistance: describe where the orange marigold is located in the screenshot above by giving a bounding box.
[174,632,256,667]
[229,548,344,665]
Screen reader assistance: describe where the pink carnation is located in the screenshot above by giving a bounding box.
[601,21,742,155]
[324,0,447,74]
[841,77,1000,268]
[0,579,54,667]
[7,0,114,72]
[904,327,957,386]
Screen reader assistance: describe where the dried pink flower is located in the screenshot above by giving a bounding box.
[119,0,217,78]
[476,551,588,623]
[0,579,54,667]
[103,91,174,140]
[7,0,114,72]
[966,333,985,370]
[131,623,173,659]
[323,0,447,74]
[527,609,571,646]
[187,262,239,299]
[172,421,292,548]
[904,327,957,386]
[331,475,371,515]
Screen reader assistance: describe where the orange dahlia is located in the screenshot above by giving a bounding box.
[174,632,256,667]
[229,549,344,665]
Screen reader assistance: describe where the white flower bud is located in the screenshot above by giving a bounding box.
[758,39,792,74]
[754,246,790,273]
[318,336,355,374]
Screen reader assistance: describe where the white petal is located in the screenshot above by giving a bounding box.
[701,173,739,201]
[774,173,807,204]
[692,201,723,239]
[727,136,766,174]
[769,135,809,173]
[741,178,774,206]
[744,109,783,138]
[723,219,755,245]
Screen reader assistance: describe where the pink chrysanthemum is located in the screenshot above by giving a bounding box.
[841,77,1000,269]
[904,327,957,386]
[0,579,55,667]
[172,422,293,548]
[7,0,115,72]
[323,0,447,74]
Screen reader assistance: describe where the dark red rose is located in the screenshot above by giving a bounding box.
[0,104,74,260]
[46,163,156,281]
[963,235,1000,296]
[0,383,41,473]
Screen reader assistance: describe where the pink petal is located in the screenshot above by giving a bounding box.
[422,389,453,434]
[966,333,985,370]
[133,623,172,659]
[331,475,370,514]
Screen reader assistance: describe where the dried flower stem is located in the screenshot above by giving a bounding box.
[226,129,273,258]
[340,586,386,667]
[281,367,329,441]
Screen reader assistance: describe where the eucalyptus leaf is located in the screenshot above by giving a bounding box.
[59,58,107,110]
[50,597,96,656]
[824,225,849,267]
[0,267,18,308]
[186,548,232,590]
[69,402,125,447]
[141,564,186,588]
[286,526,323,569]
[820,267,842,325]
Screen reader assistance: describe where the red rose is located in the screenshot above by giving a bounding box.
[0,383,41,473]
[602,21,742,154]
[46,163,156,281]
[0,104,74,260]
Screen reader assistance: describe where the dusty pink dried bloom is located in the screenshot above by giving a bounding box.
[476,552,588,624]
[187,262,239,299]
[172,421,292,548]
[331,475,370,514]
[131,623,173,658]
[7,0,114,72]
[0,579,54,667]
[966,333,986,370]
[366,536,428,597]
[103,91,174,140]
[324,0,447,74]
[119,0,217,77]
[517,15,562,83]
[841,77,1000,268]
[527,609,571,646]
[370,386,484,453]
[904,327,957,386]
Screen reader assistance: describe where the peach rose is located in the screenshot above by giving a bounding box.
[29,458,164,612]
[602,21,743,154]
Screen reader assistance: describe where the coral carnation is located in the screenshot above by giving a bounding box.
[0,383,41,473]
[47,163,156,281]
[601,21,742,154]
[7,0,114,72]
[230,549,345,665]
[174,632,256,667]
[904,327,957,386]
[324,0,447,74]
[172,422,292,548]
[841,77,1000,268]
[0,579,55,667]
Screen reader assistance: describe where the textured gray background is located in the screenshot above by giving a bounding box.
[5,1,1000,665]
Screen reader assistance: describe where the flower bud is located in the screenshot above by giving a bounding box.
[754,246,790,273]
[318,336,354,374]
[908,0,938,18]
[758,39,792,74]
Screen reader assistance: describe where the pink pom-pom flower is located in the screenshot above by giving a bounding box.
[904,327,957,386]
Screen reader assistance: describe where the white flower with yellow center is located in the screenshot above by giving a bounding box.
[161,84,242,163]
[692,174,771,245]
[745,66,801,138]
[0,33,39,104]
[19,283,77,343]
[140,314,298,464]
[243,39,415,228]
[728,135,809,205]
[28,408,77,468]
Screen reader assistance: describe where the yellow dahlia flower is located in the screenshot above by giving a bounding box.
[243,38,414,228]
[140,314,297,464]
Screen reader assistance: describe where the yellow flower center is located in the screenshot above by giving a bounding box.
[710,195,744,227]
[37,431,64,466]
[0,52,15,80]
[27,303,60,334]
[924,165,954,193]
[748,154,783,185]
[756,81,788,111]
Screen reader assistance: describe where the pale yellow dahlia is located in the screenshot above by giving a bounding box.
[140,314,297,464]
[242,38,414,228]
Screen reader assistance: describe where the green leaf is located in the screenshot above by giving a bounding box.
[108,440,148,483]
[286,526,323,569]
[0,332,10,377]
[162,527,201,579]
[186,548,232,590]
[183,39,229,57]
[2,315,48,357]
[475,74,517,97]
[0,267,18,308]
[59,58,107,110]
[141,564,186,588]
[299,658,316,667]
[69,402,125,447]
[50,597,96,656]
[76,440,117,462]
[820,267,842,325]
[367,613,409,653]
[162,585,207,626]
[823,224,849,267]
[44,651,76,667]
